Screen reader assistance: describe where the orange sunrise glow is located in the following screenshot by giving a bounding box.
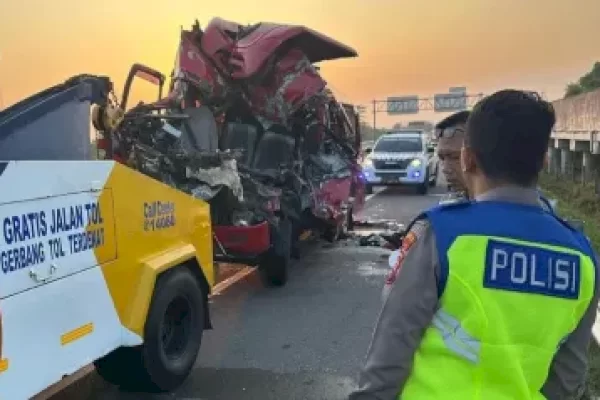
[0,0,598,126]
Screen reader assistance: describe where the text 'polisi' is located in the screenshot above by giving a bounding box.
[483,239,581,299]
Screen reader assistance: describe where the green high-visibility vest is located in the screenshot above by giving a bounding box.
[400,201,597,400]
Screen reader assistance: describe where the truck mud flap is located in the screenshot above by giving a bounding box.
[213,221,270,255]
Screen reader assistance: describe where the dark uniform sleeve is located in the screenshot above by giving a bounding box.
[349,220,440,400]
[541,252,600,399]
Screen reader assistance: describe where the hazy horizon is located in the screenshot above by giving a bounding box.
[1,0,598,127]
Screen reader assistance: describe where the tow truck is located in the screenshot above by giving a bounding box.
[0,75,215,399]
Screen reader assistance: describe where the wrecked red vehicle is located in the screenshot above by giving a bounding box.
[94,18,366,287]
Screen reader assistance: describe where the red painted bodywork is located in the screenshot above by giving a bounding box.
[213,221,271,255]
[170,18,365,254]
[202,17,357,79]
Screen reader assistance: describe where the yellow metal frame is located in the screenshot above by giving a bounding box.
[96,163,214,337]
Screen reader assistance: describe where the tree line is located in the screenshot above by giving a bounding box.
[564,62,600,98]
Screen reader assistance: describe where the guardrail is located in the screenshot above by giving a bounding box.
[551,130,600,161]
[548,129,600,194]
[550,130,600,153]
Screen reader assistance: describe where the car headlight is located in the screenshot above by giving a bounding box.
[409,158,422,168]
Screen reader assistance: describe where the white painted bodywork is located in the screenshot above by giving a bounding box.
[0,161,142,400]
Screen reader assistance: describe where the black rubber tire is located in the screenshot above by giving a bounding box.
[323,224,340,243]
[94,267,205,392]
[365,184,373,195]
[260,218,291,287]
[347,208,354,232]
[290,221,302,260]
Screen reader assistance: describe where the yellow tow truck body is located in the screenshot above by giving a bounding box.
[0,160,214,399]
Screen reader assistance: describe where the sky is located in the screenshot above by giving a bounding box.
[0,0,599,128]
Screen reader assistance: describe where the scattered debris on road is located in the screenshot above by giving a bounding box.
[326,218,406,248]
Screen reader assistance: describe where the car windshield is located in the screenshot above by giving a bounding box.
[374,136,423,153]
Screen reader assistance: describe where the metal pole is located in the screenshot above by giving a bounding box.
[372,100,377,141]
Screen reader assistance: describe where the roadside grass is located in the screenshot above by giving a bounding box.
[540,173,600,399]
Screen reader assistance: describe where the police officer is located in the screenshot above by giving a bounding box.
[350,89,599,400]
[381,111,470,255]
[382,112,471,300]
[434,110,471,203]
[435,110,554,210]
[383,112,560,302]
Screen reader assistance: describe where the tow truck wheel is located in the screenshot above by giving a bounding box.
[290,221,303,260]
[260,218,292,287]
[95,267,205,392]
[347,208,355,232]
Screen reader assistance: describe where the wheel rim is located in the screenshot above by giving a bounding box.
[160,296,192,360]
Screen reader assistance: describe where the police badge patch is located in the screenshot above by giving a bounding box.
[385,231,418,284]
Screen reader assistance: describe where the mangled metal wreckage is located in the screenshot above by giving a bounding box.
[2,17,367,288]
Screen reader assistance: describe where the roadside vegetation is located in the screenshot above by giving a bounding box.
[564,62,600,99]
[540,173,600,399]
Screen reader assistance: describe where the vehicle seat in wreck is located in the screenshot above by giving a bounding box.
[252,127,296,171]
[220,122,260,166]
[302,124,322,155]
[179,106,219,152]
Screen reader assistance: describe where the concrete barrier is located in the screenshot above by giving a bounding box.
[553,89,600,132]
[546,89,600,344]
[547,88,600,183]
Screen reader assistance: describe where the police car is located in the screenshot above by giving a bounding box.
[362,130,439,195]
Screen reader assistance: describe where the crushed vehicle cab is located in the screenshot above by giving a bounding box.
[362,129,438,195]
[95,18,366,288]
[0,76,214,399]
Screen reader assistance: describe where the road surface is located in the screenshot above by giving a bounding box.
[49,182,447,400]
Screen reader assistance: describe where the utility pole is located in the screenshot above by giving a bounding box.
[356,105,366,116]
[371,100,376,129]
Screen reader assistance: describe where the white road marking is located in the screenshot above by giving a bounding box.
[593,314,600,344]
[365,193,377,202]
[365,187,386,202]
[211,266,256,296]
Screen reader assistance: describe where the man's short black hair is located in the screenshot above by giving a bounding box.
[435,110,470,130]
[465,89,555,186]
